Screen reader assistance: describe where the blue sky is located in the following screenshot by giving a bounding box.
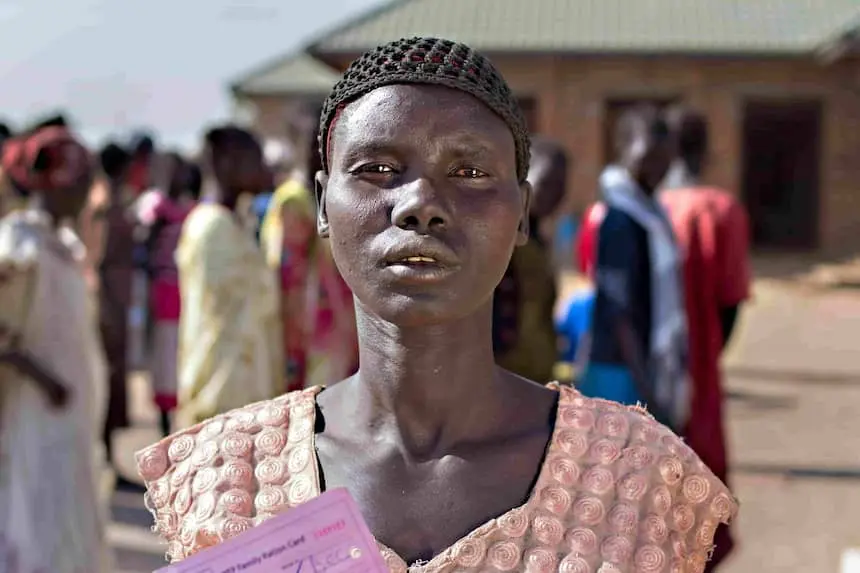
[0,0,382,149]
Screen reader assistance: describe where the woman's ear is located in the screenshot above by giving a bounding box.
[516,180,532,246]
[314,170,330,238]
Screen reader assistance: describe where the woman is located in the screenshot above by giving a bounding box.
[0,125,112,572]
[260,132,357,392]
[137,38,736,572]
[173,127,283,428]
[138,152,197,436]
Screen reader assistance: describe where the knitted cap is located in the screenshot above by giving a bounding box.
[318,37,531,182]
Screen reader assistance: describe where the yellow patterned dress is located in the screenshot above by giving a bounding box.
[175,203,283,427]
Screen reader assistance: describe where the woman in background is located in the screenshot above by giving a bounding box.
[260,129,357,392]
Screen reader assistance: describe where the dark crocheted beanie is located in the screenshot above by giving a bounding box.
[318,37,531,182]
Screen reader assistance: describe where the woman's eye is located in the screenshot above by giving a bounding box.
[453,167,488,179]
[354,164,395,175]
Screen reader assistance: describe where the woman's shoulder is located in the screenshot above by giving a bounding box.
[134,386,323,563]
[544,384,738,568]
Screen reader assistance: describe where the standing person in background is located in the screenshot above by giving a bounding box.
[493,136,565,383]
[88,142,136,465]
[260,125,357,392]
[175,125,283,427]
[583,106,687,431]
[660,105,750,571]
[0,125,112,572]
[138,152,196,436]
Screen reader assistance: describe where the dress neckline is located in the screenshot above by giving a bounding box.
[299,383,568,571]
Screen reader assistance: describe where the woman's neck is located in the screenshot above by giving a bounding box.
[351,300,503,457]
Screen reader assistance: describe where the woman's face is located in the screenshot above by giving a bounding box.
[318,84,530,326]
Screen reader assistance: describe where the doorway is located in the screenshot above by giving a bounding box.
[742,100,822,249]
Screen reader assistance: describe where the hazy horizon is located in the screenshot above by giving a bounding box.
[0,0,383,149]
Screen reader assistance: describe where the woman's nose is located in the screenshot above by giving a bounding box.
[391,179,450,233]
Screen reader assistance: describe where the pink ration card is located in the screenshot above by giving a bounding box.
[155,488,389,573]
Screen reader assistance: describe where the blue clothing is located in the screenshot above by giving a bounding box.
[578,363,642,406]
[556,288,595,363]
[252,192,273,242]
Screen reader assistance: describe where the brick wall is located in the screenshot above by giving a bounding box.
[252,54,860,251]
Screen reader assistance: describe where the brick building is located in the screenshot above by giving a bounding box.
[232,0,860,251]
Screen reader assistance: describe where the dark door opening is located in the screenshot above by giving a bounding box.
[742,100,821,249]
[603,98,678,164]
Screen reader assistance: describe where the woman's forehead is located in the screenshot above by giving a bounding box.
[333,84,515,155]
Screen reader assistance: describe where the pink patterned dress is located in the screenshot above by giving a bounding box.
[137,384,736,572]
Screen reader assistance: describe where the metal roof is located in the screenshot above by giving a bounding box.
[310,0,860,55]
[232,52,340,97]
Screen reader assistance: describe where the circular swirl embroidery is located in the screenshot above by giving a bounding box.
[600,535,633,565]
[170,461,192,489]
[634,545,666,572]
[255,458,289,485]
[582,467,614,496]
[453,538,486,567]
[557,429,590,458]
[597,412,630,439]
[221,432,253,459]
[682,475,711,504]
[220,489,253,516]
[256,486,288,513]
[168,435,195,463]
[566,527,598,555]
[220,516,253,540]
[695,520,718,548]
[222,460,254,489]
[589,439,621,465]
[560,407,596,430]
[658,456,684,485]
[288,418,314,443]
[173,485,192,515]
[178,517,197,546]
[641,514,669,544]
[710,491,735,521]
[686,551,708,573]
[651,485,672,515]
[287,445,312,474]
[533,514,565,546]
[138,445,169,481]
[541,486,573,515]
[257,403,289,427]
[255,428,287,456]
[608,503,638,534]
[288,474,314,506]
[559,555,591,573]
[199,419,224,440]
[191,467,219,495]
[147,478,170,509]
[293,398,315,417]
[631,421,660,442]
[573,496,606,526]
[487,541,521,571]
[190,440,219,469]
[617,472,648,502]
[156,511,179,536]
[525,547,557,572]
[621,445,654,471]
[672,504,695,533]
[498,508,529,538]
[548,455,581,486]
[229,411,261,434]
[194,492,217,521]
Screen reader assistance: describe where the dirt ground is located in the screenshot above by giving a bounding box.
[109,276,860,573]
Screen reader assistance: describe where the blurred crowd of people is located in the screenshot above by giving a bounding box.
[0,100,749,571]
